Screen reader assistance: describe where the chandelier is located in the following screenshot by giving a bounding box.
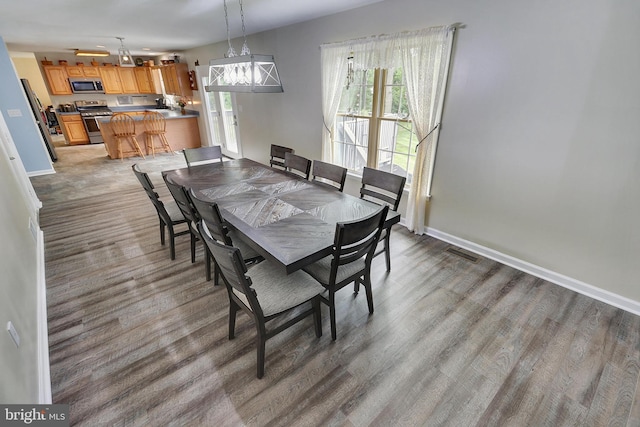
[206,0,283,93]
[116,37,134,67]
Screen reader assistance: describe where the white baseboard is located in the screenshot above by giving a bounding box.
[36,228,52,404]
[27,167,56,177]
[425,227,640,316]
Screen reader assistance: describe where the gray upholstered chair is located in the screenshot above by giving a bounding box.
[132,164,189,260]
[183,146,223,168]
[198,221,324,378]
[189,189,263,283]
[311,160,347,192]
[303,205,388,340]
[360,167,406,271]
[162,173,201,263]
[284,152,311,180]
[269,144,294,169]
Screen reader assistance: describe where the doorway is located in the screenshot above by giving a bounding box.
[198,68,242,158]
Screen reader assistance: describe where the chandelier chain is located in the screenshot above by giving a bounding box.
[223,0,236,57]
[238,0,250,55]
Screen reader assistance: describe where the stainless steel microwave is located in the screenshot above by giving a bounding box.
[69,77,105,94]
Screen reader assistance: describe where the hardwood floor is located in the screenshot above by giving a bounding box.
[31,145,640,426]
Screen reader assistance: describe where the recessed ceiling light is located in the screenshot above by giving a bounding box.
[96,45,106,48]
[142,48,151,51]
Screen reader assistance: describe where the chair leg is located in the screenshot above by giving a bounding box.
[364,275,374,314]
[256,331,266,379]
[159,218,166,245]
[229,300,238,339]
[190,232,196,263]
[205,249,212,281]
[329,291,337,341]
[313,298,322,338]
[384,229,392,272]
[214,263,220,286]
[168,226,176,260]
[354,278,360,294]
[130,136,145,159]
[160,133,173,154]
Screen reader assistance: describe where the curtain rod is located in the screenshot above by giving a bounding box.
[320,24,459,49]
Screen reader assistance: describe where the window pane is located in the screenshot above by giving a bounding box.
[382,68,410,119]
[334,115,369,172]
[378,119,416,186]
[338,69,373,116]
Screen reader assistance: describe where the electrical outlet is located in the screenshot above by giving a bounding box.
[7,321,20,347]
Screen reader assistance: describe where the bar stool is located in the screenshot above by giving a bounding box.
[142,111,173,157]
[110,113,145,160]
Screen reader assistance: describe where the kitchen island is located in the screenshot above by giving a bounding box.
[99,109,201,159]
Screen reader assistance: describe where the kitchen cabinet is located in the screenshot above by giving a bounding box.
[43,65,72,95]
[133,67,161,94]
[99,67,123,94]
[118,67,139,94]
[160,63,192,97]
[60,114,89,145]
[66,65,100,78]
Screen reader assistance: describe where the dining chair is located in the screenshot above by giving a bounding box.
[183,146,223,168]
[190,189,263,284]
[197,221,324,378]
[162,173,201,263]
[284,152,311,180]
[110,113,145,160]
[311,160,347,192]
[269,144,294,169]
[142,111,173,157]
[132,164,189,260]
[303,205,388,340]
[360,167,406,272]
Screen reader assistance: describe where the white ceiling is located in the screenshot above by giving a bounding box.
[2,0,383,56]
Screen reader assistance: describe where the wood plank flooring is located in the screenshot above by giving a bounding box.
[31,145,640,426]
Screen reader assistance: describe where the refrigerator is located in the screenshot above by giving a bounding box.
[20,78,57,162]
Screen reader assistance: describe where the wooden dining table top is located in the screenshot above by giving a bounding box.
[164,158,401,274]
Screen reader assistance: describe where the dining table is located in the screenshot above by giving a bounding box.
[163,158,401,274]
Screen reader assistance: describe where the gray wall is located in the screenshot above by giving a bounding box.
[185,0,640,305]
[0,37,53,175]
[0,40,43,402]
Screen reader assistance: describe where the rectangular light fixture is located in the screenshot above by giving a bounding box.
[206,54,283,93]
[75,50,110,57]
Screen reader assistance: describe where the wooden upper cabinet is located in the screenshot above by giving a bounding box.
[134,67,161,94]
[160,63,192,97]
[99,67,123,94]
[43,66,72,95]
[66,65,101,78]
[118,67,139,94]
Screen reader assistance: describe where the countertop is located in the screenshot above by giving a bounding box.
[100,107,199,121]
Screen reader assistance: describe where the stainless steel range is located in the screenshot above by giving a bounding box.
[75,100,113,144]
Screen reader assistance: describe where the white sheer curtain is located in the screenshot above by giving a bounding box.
[320,45,349,162]
[320,25,455,233]
[400,27,455,234]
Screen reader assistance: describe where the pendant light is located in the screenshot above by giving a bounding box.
[206,0,283,93]
[117,37,135,67]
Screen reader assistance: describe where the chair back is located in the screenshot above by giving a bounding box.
[183,146,223,168]
[162,173,199,224]
[330,205,388,283]
[189,190,232,245]
[284,152,311,180]
[132,164,172,224]
[360,167,406,211]
[311,160,347,192]
[142,111,166,133]
[110,113,136,136]
[197,221,263,315]
[270,144,294,169]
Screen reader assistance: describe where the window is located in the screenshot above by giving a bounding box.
[333,67,417,186]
